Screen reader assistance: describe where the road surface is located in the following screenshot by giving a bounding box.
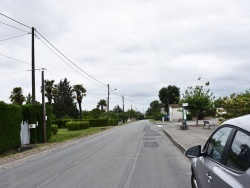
[0,120,191,188]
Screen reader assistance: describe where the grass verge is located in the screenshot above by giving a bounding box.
[48,127,111,143]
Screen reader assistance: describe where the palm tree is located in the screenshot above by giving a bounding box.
[9,87,25,105]
[44,80,55,105]
[73,84,87,120]
[97,99,107,112]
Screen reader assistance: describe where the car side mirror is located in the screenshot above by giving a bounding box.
[185,145,202,158]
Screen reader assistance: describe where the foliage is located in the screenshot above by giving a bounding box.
[26,93,32,104]
[9,87,25,105]
[0,102,22,152]
[97,99,107,112]
[181,79,214,125]
[67,121,89,131]
[112,105,123,113]
[146,100,164,116]
[73,84,87,120]
[52,119,68,129]
[51,124,58,135]
[53,78,79,119]
[44,79,55,105]
[158,85,180,112]
[219,90,250,119]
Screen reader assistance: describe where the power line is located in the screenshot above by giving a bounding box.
[0,33,30,42]
[0,21,29,33]
[0,12,31,29]
[35,30,107,87]
[37,37,103,86]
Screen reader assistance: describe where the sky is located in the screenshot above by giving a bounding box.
[1,0,250,113]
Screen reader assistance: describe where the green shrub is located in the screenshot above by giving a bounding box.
[52,120,68,129]
[67,121,89,131]
[51,124,58,135]
[0,102,22,152]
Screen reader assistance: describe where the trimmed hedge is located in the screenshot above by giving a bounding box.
[51,124,58,135]
[0,102,22,152]
[52,120,68,129]
[83,119,118,127]
[67,121,89,131]
[21,104,52,144]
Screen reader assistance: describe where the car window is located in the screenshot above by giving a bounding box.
[206,127,232,162]
[226,130,250,172]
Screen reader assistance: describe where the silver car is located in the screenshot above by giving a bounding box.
[185,115,250,188]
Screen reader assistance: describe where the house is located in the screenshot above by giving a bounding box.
[169,104,183,122]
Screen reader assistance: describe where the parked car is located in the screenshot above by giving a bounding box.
[185,115,250,188]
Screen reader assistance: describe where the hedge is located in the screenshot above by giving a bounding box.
[67,121,89,131]
[52,120,68,129]
[21,104,52,144]
[51,124,58,135]
[0,102,22,152]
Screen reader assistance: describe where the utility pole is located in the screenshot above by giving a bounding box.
[41,69,46,143]
[107,84,110,112]
[122,95,124,112]
[31,27,35,105]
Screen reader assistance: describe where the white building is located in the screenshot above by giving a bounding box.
[169,104,183,122]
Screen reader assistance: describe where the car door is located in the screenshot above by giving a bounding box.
[211,128,250,188]
[195,126,233,188]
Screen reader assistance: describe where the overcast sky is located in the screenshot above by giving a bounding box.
[1,0,250,112]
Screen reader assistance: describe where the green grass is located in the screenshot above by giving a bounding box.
[48,127,111,143]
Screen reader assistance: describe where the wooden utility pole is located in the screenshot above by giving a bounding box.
[107,84,110,112]
[41,69,46,143]
[122,95,124,112]
[31,27,35,104]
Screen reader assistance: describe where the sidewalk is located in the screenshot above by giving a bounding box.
[158,120,219,153]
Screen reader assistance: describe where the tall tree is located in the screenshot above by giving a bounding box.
[158,85,180,112]
[181,79,214,125]
[44,79,55,105]
[97,99,107,112]
[146,100,164,116]
[53,78,79,119]
[26,93,32,104]
[9,87,25,105]
[73,84,87,120]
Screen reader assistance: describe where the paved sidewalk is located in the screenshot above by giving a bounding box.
[158,120,219,153]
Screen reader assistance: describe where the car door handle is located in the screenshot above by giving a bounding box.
[206,173,212,183]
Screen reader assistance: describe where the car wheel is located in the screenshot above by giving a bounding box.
[191,172,198,188]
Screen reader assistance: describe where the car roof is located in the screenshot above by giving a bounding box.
[222,114,250,132]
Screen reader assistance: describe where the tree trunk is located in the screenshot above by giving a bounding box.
[196,114,199,126]
[78,102,82,120]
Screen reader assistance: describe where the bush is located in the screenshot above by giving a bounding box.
[51,124,58,135]
[67,121,89,131]
[0,102,22,152]
[52,120,68,129]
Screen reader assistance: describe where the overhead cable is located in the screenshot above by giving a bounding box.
[0,33,30,42]
[0,12,31,29]
[0,21,29,33]
[35,30,107,87]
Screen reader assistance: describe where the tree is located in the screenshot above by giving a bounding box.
[9,87,25,105]
[53,78,79,119]
[26,93,32,104]
[44,79,55,105]
[73,84,87,120]
[146,100,164,117]
[181,79,214,125]
[158,85,180,112]
[97,99,107,112]
[220,91,250,119]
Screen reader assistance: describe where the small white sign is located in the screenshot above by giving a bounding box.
[182,103,188,107]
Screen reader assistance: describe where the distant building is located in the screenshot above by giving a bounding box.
[169,104,183,122]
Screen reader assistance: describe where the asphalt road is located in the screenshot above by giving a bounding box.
[0,120,191,188]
